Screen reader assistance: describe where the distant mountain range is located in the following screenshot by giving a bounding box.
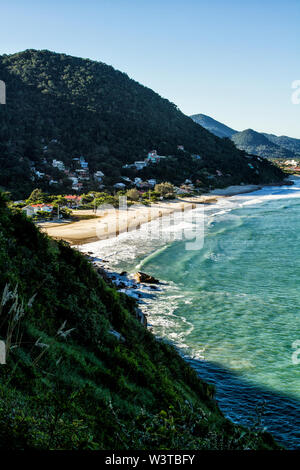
[191,114,300,159]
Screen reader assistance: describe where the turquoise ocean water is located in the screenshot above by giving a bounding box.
[82,179,300,448]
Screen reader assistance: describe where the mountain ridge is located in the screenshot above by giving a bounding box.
[191,113,300,159]
[190,114,237,138]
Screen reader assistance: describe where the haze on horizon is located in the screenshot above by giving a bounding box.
[0,0,299,138]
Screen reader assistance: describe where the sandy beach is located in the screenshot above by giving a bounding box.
[40,184,262,245]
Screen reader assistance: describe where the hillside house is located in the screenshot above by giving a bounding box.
[79,156,89,169]
[72,182,83,191]
[52,159,65,171]
[134,161,147,170]
[146,150,162,163]
[76,169,90,180]
[114,182,126,189]
[34,170,45,179]
[94,170,104,182]
[121,176,132,183]
[134,177,142,186]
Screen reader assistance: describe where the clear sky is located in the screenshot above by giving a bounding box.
[0,0,299,137]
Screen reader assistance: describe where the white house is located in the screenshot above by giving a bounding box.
[285,159,297,166]
[52,159,65,171]
[94,170,104,182]
[114,182,126,189]
[23,204,53,217]
[134,161,147,170]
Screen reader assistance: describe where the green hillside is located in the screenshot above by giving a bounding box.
[191,113,299,160]
[0,193,279,450]
[231,129,295,159]
[263,133,300,157]
[0,50,283,198]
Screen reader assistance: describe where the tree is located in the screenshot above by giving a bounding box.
[126,188,140,201]
[154,182,175,199]
[27,188,45,204]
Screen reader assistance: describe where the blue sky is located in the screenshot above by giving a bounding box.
[0,0,299,137]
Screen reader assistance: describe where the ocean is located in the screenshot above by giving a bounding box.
[81,178,300,448]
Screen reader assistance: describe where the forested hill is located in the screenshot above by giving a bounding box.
[191,114,299,160]
[0,49,283,197]
[231,129,296,160]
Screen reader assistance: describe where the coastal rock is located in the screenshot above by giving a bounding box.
[134,271,159,284]
[97,267,113,284]
[135,308,147,327]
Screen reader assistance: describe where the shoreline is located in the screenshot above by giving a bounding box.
[40,183,264,245]
[74,178,296,449]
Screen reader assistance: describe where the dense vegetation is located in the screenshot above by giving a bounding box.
[191,114,299,159]
[263,133,300,157]
[0,49,284,198]
[231,129,295,159]
[0,193,279,450]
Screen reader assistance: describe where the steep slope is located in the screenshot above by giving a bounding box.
[190,114,237,138]
[232,129,295,159]
[0,193,279,450]
[0,49,283,197]
[263,133,300,157]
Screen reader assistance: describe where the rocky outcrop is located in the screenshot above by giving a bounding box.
[134,272,160,284]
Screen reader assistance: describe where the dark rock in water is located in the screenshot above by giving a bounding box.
[97,267,112,284]
[117,282,127,289]
[150,285,158,290]
[134,271,159,284]
[120,271,127,276]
